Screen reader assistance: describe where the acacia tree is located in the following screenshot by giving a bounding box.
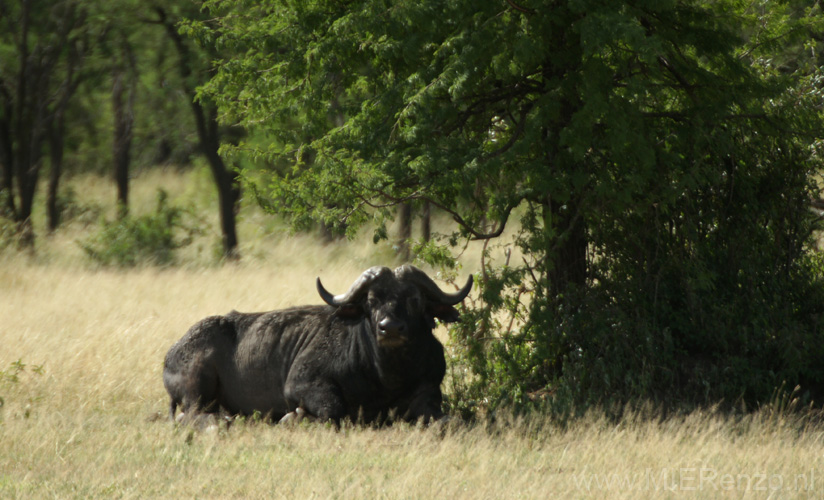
[194,0,824,410]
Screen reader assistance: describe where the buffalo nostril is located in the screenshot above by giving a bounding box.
[378,318,405,336]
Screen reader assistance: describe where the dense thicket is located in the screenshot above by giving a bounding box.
[194,0,824,413]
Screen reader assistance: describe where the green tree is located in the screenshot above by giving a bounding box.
[195,0,824,411]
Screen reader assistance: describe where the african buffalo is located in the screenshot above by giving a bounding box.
[162,265,472,425]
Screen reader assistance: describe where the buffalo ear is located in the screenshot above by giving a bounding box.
[427,303,461,324]
[334,304,363,319]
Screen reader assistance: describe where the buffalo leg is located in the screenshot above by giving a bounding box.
[163,315,237,422]
[164,353,221,419]
[284,380,346,424]
[401,384,445,424]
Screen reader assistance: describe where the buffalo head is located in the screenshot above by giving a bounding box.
[316,265,473,347]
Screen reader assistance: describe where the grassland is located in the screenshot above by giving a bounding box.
[2,168,824,498]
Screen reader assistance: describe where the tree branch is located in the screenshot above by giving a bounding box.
[424,197,517,240]
[326,161,517,241]
[505,0,536,15]
[484,103,533,160]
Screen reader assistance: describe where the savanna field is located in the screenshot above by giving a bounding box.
[2,170,824,499]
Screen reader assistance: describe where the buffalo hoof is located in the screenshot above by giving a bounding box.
[279,407,315,425]
[175,411,232,431]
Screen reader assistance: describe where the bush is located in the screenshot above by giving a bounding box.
[79,190,202,267]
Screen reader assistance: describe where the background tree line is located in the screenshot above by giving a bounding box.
[0,0,240,257]
[3,0,824,415]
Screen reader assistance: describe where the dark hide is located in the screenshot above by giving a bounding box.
[162,265,472,424]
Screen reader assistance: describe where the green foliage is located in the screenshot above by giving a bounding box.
[62,0,203,175]
[194,0,824,414]
[79,190,202,267]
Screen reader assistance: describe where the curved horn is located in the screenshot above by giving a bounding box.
[317,266,391,306]
[316,277,341,306]
[394,265,473,305]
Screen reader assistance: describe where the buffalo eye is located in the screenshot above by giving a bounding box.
[366,292,381,310]
[406,294,423,314]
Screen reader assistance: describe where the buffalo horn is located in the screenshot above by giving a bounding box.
[394,265,473,305]
[316,266,391,306]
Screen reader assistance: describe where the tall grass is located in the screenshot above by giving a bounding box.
[1,169,823,498]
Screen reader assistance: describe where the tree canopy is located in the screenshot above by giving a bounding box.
[193,0,824,412]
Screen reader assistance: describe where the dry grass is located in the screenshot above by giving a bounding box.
[2,170,824,498]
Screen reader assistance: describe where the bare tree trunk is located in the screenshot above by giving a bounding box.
[112,69,129,215]
[112,36,136,218]
[112,74,130,215]
[45,25,84,232]
[212,154,241,259]
[16,149,40,248]
[202,108,241,259]
[15,90,42,249]
[14,0,37,247]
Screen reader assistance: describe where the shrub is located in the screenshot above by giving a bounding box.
[79,190,202,267]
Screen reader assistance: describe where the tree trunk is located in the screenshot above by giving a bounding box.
[200,98,240,259]
[14,0,37,247]
[421,200,431,242]
[206,143,241,260]
[112,38,135,218]
[15,150,40,248]
[397,202,412,261]
[112,70,131,216]
[46,111,65,232]
[0,105,15,218]
[544,196,587,298]
[15,96,42,248]
[156,7,240,259]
